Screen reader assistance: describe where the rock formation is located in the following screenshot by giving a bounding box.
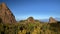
[0,3,16,24]
[49,17,57,23]
[27,17,35,23]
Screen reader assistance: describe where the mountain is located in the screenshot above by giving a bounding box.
[49,17,57,23]
[0,3,16,24]
[27,17,35,23]
[40,17,60,23]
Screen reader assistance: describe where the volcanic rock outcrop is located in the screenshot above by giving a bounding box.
[49,17,57,23]
[0,3,16,23]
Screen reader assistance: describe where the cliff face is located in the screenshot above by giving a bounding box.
[49,17,57,23]
[0,3,16,23]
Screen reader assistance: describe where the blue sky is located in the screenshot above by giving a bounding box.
[0,0,60,20]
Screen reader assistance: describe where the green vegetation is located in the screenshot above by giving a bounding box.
[0,22,60,34]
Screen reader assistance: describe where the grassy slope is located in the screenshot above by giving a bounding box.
[0,22,60,34]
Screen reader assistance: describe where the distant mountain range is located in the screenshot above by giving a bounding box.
[40,19,49,22]
[40,18,60,22]
[16,18,60,22]
[55,18,60,21]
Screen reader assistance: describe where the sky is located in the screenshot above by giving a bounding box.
[0,0,60,20]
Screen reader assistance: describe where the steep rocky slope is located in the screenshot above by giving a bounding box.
[0,3,16,23]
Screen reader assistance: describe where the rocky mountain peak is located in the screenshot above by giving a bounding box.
[27,17,35,23]
[0,3,16,24]
[1,3,6,6]
[49,17,57,23]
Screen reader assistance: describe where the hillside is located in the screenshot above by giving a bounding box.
[0,21,60,34]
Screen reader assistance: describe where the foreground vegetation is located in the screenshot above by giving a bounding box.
[0,22,60,34]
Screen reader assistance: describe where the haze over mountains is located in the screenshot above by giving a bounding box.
[40,18,60,22]
[16,17,60,22]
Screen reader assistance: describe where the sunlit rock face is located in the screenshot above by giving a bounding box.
[0,3,16,23]
[49,17,57,23]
